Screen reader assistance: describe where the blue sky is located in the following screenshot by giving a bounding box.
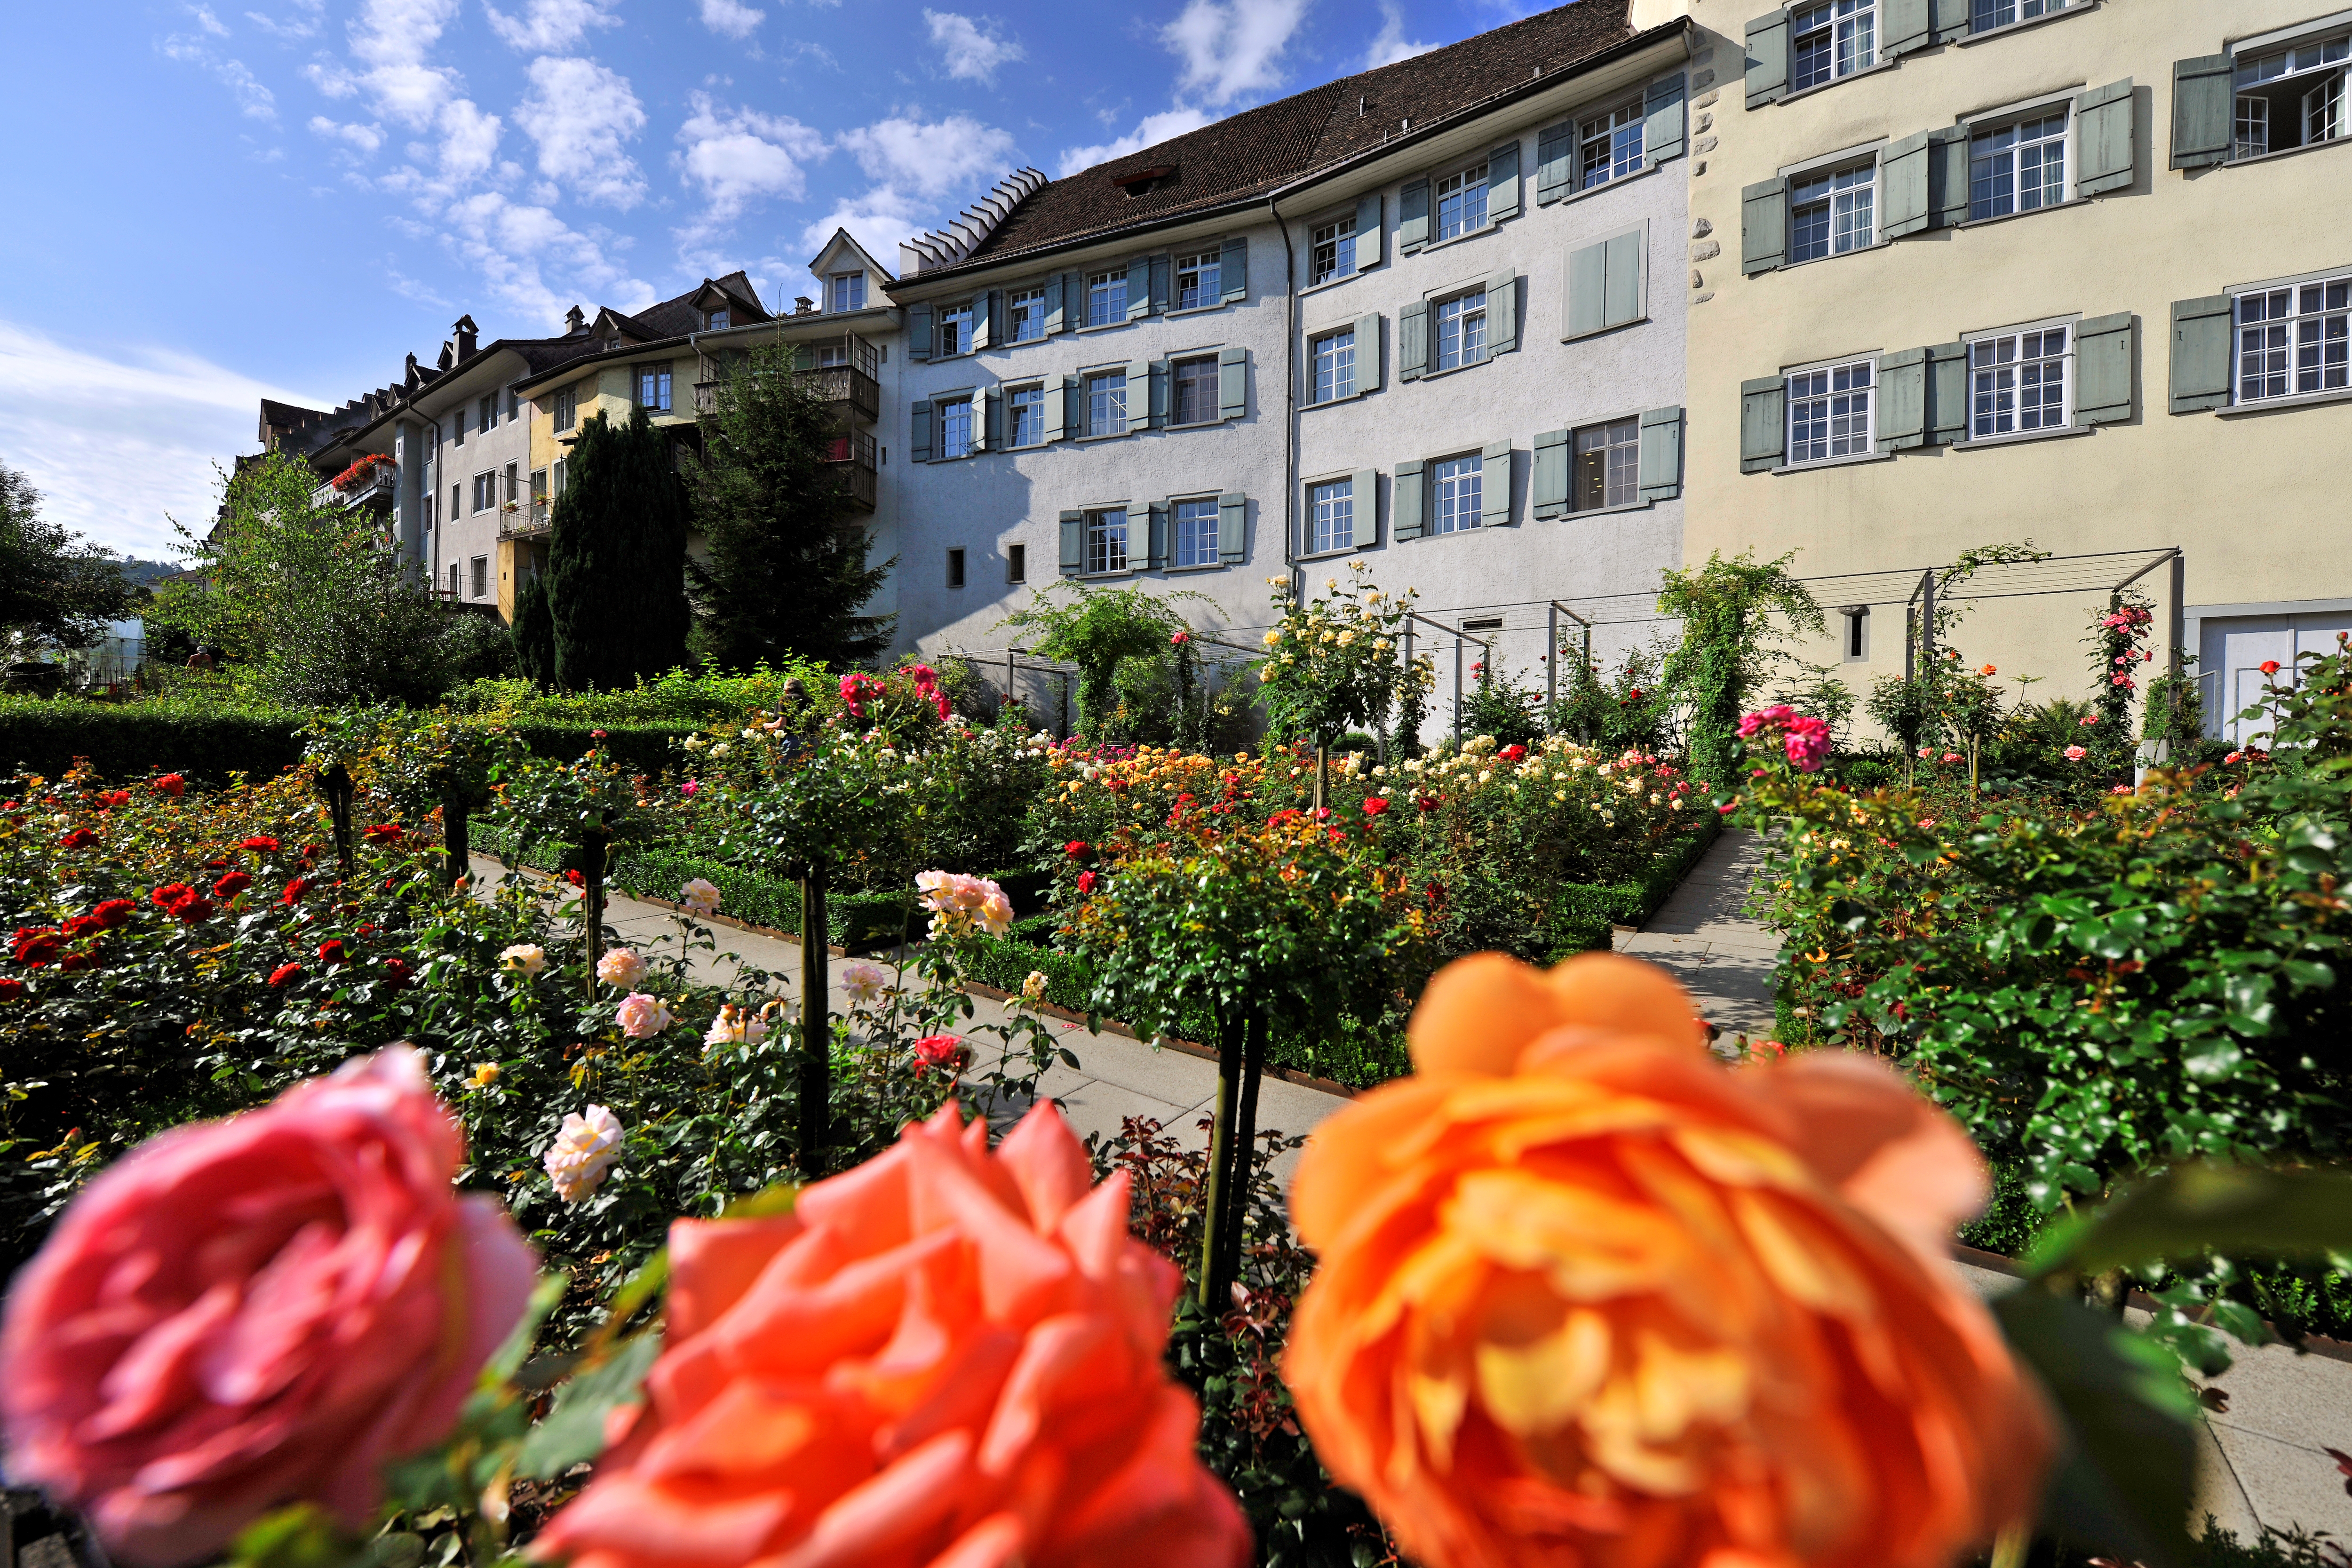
[0,0,1554,558]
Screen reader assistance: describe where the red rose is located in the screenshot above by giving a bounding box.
[1311,806,1333,822]
[56,953,97,974]
[361,824,403,844]
[381,957,413,990]
[152,773,186,798]
[12,928,64,967]
[1362,796,1390,817]
[149,883,194,909]
[268,963,302,987]
[213,871,253,900]
[318,940,347,966]
[1499,744,1527,762]
[2261,660,2282,676]
[564,869,586,888]
[1077,869,1098,895]
[911,1032,972,1071]
[92,900,135,929]
[302,844,322,859]
[239,836,281,852]
[57,830,98,851]
[61,915,103,940]
[1065,840,1090,859]
[95,791,130,810]
[278,878,311,907]
[0,977,24,1001]
[171,897,214,924]
[1415,795,1438,813]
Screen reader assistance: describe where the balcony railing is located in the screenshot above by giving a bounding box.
[498,502,550,542]
[692,365,881,425]
[825,430,878,512]
[311,462,396,511]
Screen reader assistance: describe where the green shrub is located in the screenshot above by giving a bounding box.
[0,700,306,782]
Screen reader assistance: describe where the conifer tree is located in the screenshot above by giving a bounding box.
[687,342,893,670]
[510,570,556,686]
[546,407,691,691]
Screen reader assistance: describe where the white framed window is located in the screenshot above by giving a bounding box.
[469,556,488,598]
[938,302,976,357]
[502,462,518,504]
[554,385,577,432]
[1431,453,1482,534]
[1789,162,1875,261]
[1086,270,1127,327]
[1174,496,1220,566]
[706,307,730,330]
[1174,251,1221,310]
[1840,605,1871,662]
[1434,287,1487,372]
[1009,384,1045,446]
[478,395,496,434]
[451,410,465,447]
[828,272,866,312]
[817,344,849,368]
[636,364,672,411]
[1009,287,1047,342]
[1786,361,1875,463]
[505,388,520,422]
[2234,31,2351,159]
[1435,165,1489,241]
[1308,478,1353,553]
[552,458,567,496]
[1086,507,1129,574]
[1969,110,2068,219]
[1170,355,1218,425]
[1791,0,1875,92]
[472,472,493,512]
[2235,274,2352,402]
[1311,215,1356,285]
[1579,99,1646,189]
[1971,0,2066,28]
[448,564,460,598]
[939,396,975,459]
[1311,327,1357,403]
[1571,418,1639,511]
[1968,323,2072,436]
[1085,368,1127,436]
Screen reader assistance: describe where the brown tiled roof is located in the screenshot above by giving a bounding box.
[942,0,1647,276]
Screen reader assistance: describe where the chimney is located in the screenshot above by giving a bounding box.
[404,351,421,391]
[564,304,586,335]
[453,314,479,361]
[795,295,816,315]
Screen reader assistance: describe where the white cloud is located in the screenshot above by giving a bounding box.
[484,0,619,52]
[923,10,1024,84]
[309,114,385,154]
[840,113,1015,197]
[0,321,334,558]
[159,33,280,122]
[698,0,762,38]
[187,4,230,36]
[438,191,654,324]
[518,56,646,208]
[675,93,827,221]
[244,1,323,40]
[433,97,503,181]
[1055,107,1212,177]
[1363,1,1438,67]
[1160,0,1309,105]
[315,0,464,129]
[795,187,928,258]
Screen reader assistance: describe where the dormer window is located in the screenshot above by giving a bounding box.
[707,308,731,330]
[605,337,621,352]
[828,272,866,312]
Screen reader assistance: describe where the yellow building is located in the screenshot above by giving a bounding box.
[1659,0,2352,747]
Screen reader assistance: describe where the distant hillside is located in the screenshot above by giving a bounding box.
[117,557,184,588]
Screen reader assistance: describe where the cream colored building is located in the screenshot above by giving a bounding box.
[1661,0,2352,744]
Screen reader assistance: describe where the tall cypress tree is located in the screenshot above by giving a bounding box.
[687,342,894,670]
[547,407,692,691]
[510,570,556,686]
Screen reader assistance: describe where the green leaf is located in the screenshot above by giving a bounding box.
[2026,1164,2352,1278]
[224,1504,361,1568]
[515,1330,665,1479]
[482,1273,568,1387]
[1994,1287,2198,1568]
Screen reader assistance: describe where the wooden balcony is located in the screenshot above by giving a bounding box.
[826,430,877,512]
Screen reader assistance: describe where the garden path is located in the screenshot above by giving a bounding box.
[1614,828,1783,1042]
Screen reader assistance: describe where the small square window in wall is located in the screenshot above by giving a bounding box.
[1435,289,1487,371]
[1007,543,1027,584]
[1787,362,1875,462]
[1174,497,1220,566]
[1309,478,1354,552]
[1841,606,1871,663]
[1311,215,1356,285]
[1009,287,1047,342]
[2233,31,2350,158]
[1170,356,1218,424]
[1792,0,1875,93]
[1009,384,1046,446]
[947,548,967,589]
[1432,454,1482,534]
[829,272,866,312]
[636,364,672,411]
[1173,251,1221,310]
[1579,99,1646,189]
[1435,164,1489,241]
[939,302,976,356]
[1971,111,2067,219]
[1086,270,1127,327]
[1572,418,1638,510]
[1311,328,1357,403]
[1086,369,1128,436]
[1970,326,2071,436]
[1790,164,1875,262]
[2236,275,2352,402]
[1086,508,1129,574]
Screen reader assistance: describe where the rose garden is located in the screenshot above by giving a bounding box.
[2,551,2350,1568]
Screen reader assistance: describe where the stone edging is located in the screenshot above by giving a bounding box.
[1950,1242,2352,1365]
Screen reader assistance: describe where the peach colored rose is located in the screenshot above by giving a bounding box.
[596,947,648,988]
[532,1101,1249,1568]
[613,991,672,1039]
[0,1048,537,1568]
[1284,952,2051,1568]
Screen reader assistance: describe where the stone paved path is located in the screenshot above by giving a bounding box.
[1614,828,1783,1040]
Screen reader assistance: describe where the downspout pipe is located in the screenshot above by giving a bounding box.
[1271,194,1299,604]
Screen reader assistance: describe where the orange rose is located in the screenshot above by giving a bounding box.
[534,1102,1248,1568]
[1284,953,2050,1568]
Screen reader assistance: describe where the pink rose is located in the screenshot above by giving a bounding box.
[2065,745,2089,762]
[1735,704,1796,740]
[615,991,673,1039]
[0,1049,536,1567]
[1781,715,1832,772]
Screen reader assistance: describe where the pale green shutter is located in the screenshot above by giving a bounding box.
[1043,273,1065,334]
[2169,296,2233,413]
[1602,231,1643,328]
[1741,179,1787,274]
[1745,9,1790,107]
[1486,271,1518,356]
[1048,375,1073,441]
[1394,460,1425,539]
[1135,501,1160,566]
[1533,428,1569,518]
[983,289,1002,347]
[1927,341,1969,444]
[908,304,933,362]
[1400,300,1428,380]
[1148,359,1170,427]
[1220,238,1248,303]
[2171,56,2234,169]
[1881,129,1931,238]
[1877,348,1928,450]
[1931,127,1971,228]
[1063,271,1086,326]
[1565,240,1606,338]
[1126,257,1152,321]
[1400,178,1430,253]
[1644,73,1686,164]
[972,291,995,350]
[1354,193,1383,270]
[1637,407,1683,501]
[1218,346,1247,420]
[1151,255,1171,313]
[1536,121,1573,203]
[1882,0,1930,56]
[1059,510,1083,574]
[1351,470,1378,547]
[1481,440,1512,526]
[1740,377,1786,472]
[1931,0,1969,41]
[1356,314,1383,392]
[1124,361,1150,433]
[2075,313,2135,425]
[2076,79,2136,196]
[1486,140,1521,223]
[978,389,999,452]
[911,399,934,462]
[1218,492,1246,562]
